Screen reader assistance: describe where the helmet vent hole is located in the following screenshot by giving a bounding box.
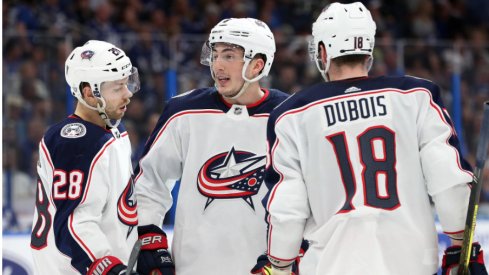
[111,68,118,72]
[116,56,124,60]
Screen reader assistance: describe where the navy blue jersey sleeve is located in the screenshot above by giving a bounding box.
[42,119,118,272]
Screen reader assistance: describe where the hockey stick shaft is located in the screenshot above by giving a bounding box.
[126,239,142,275]
[458,101,489,275]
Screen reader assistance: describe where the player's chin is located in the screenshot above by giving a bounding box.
[218,88,238,98]
[111,111,125,120]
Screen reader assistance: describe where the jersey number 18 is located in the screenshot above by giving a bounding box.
[327,126,400,213]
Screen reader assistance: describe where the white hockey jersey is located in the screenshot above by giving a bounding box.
[265,76,473,275]
[134,88,288,275]
[31,115,137,274]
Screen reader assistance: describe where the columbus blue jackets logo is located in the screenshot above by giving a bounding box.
[117,178,137,235]
[197,147,266,210]
[80,50,95,60]
[61,123,86,138]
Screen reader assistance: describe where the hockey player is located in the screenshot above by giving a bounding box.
[30,40,140,274]
[133,18,288,275]
[263,2,488,275]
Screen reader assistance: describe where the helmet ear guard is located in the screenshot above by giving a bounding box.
[310,2,376,81]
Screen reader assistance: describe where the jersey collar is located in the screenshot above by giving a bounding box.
[219,88,270,108]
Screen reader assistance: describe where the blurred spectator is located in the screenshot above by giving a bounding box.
[86,0,120,45]
[411,1,436,40]
[271,62,301,94]
[10,59,49,100]
[3,146,35,232]
[4,97,28,145]
[19,117,46,177]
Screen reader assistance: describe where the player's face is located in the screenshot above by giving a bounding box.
[100,77,132,120]
[211,43,246,97]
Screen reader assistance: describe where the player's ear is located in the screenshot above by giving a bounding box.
[81,85,93,98]
[249,56,265,78]
[320,43,327,64]
[80,83,97,106]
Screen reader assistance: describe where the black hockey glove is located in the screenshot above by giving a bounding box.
[442,243,488,275]
[87,255,126,275]
[137,225,175,275]
[250,239,309,275]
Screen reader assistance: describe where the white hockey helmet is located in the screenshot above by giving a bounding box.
[311,2,376,81]
[201,17,276,83]
[65,40,140,127]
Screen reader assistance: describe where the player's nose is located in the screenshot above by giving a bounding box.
[212,58,226,71]
[124,86,133,98]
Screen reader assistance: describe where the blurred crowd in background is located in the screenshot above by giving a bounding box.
[3,0,489,232]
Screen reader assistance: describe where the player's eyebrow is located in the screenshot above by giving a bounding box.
[212,46,240,53]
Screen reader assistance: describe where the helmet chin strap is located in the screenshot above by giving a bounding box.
[96,101,121,129]
[76,94,120,128]
[220,80,251,100]
[315,53,331,82]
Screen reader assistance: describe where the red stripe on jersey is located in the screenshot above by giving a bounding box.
[246,88,270,108]
[40,139,57,209]
[80,137,118,204]
[444,229,465,235]
[266,138,284,211]
[267,253,297,262]
[80,131,127,204]
[69,213,96,260]
[69,135,126,261]
[40,139,55,171]
[253,114,270,118]
[266,138,292,254]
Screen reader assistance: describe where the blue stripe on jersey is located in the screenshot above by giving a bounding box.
[133,87,288,177]
[263,75,472,217]
[42,117,126,273]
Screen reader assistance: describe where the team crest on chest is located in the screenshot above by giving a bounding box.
[117,177,138,235]
[61,123,86,138]
[197,147,266,210]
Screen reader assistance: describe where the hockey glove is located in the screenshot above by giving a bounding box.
[442,243,488,275]
[87,256,126,275]
[250,239,309,275]
[250,253,276,275]
[137,225,175,275]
